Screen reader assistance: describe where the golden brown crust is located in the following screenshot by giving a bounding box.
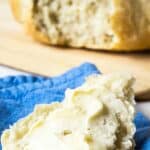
[113,34,150,51]
[9,0,22,22]
[10,0,50,44]
[110,0,150,51]
[25,18,50,45]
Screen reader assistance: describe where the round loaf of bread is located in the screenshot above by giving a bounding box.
[10,0,150,51]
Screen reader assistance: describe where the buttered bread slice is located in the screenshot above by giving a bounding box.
[10,0,150,51]
[1,73,136,150]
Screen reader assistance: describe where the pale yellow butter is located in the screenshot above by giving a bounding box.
[1,73,136,150]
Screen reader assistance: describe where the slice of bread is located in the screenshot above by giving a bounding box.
[10,0,150,51]
[1,73,136,149]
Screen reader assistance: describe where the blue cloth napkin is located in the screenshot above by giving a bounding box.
[0,63,150,150]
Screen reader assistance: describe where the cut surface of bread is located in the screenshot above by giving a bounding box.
[1,73,136,150]
[10,0,150,51]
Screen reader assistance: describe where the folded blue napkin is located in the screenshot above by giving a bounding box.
[0,63,150,150]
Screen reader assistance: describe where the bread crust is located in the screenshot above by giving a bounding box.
[9,0,51,44]
[25,19,51,45]
[9,0,22,22]
[9,0,150,51]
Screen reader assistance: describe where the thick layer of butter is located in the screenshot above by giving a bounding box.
[1,73,136,150]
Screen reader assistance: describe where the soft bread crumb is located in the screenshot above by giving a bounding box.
[1,73,136,150]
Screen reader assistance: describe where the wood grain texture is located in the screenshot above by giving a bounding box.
[0,1,150,101]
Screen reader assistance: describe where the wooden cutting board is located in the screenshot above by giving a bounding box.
[0,1,150,101]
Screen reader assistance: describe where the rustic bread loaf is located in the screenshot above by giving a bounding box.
[10,0,150,51]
